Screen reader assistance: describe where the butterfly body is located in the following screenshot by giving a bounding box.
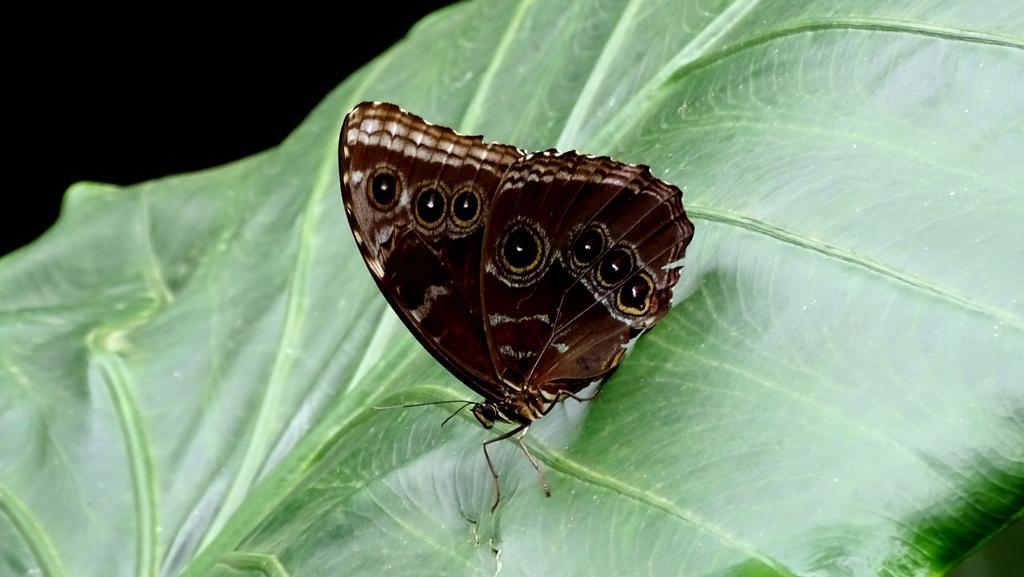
[340,102,693,508]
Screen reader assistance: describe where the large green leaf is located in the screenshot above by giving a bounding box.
[2,1,1022,576]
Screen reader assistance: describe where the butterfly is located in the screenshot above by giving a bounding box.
[339,102,694,509]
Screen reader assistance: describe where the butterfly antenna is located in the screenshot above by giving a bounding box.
[440,401,475,428]
[373,399,476,410]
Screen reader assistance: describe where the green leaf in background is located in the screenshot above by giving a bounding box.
[2,1,1022,576]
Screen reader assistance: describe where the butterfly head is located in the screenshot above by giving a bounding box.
[471,403,501,429]
[472,391,546,429]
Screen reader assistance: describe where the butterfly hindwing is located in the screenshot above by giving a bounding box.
[340,102,523,397]
[480,151,695,394]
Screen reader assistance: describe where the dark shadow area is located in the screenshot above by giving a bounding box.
[949,517,1024,577]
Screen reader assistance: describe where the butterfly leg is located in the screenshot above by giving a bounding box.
[563,390,600,402]
[514,427,551,500]
[537,387,603,419]
[555,384,604,405]
[481,426,552,512]
[483,424,526,512]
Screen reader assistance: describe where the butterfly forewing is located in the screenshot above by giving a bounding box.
[340,102,523,398]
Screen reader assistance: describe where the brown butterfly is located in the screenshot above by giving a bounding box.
[339,102,694,509]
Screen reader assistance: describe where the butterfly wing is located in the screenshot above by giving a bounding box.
[480,151,694,393]
[340,102,523,399]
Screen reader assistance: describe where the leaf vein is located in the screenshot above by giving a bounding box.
[589,16,1024,150]
[87,347,158,577]
[529,440,798,577]
[554,0,643,149]
[203,121,338,546]
[688,206,1023,330]
[0,484,68,577]
[459,0,536,133]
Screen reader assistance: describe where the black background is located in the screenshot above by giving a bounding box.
[4,3,455,256]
